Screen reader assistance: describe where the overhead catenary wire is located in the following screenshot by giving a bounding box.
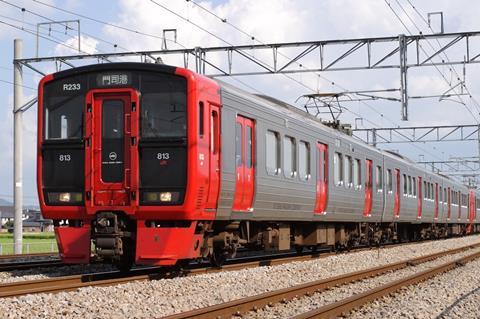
[0,19,99,56]
[0,12,102,54]
[383,0,480,176]
[181,0,459,171]
[1,0,464,176]
[404,0,480,117]
[0,78,35,90]
[385,0,480,124]
[0,0,130,55]
[29,0,185,47]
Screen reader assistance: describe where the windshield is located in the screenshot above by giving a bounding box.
[140,73,187,138]
[45,95,84,140]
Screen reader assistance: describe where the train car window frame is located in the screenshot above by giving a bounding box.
[235,122,243,167]
[298,141,311,181]
[386,169,393,193]
[245,125,253,168]
[403,174,407,196]
[376,165,383,192]
[334,152,343,186]
[198,101,204,138]
[344,155,353,188]
[266,130,280,176]
[353,158,361,189]
[413,177,417,197]
[407,176,412,196]
[140,75,187,139]
[44,95,85,141]
[283,136,296,179]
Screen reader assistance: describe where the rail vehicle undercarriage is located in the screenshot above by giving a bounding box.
[56,213,479,269]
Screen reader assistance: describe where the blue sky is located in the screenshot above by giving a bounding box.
[1,0,480,205]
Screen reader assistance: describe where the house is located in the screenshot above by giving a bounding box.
[0,200,53,232]
[22,209,54,232]
[0,205,28,227]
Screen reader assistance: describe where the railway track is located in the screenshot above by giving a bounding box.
[0,252,57,260]
[163,242,480,319]
[0,240,474,300]
[0,250,332,298]
[0,259,63,272]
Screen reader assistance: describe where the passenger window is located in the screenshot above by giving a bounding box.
[354,159,361,188]
[199,102,204,137]
[334,152,343,186]
[298,141,310,181]
[266,130,280,175]
[344,155,353,187]
[376,165,383,191]
[403,174,407,195]
[246,125,252,168]
[283,136,296,178]
[408,176,412,195]
[386,169,392,193]
[235,122,242,167]
[413,177,417,197]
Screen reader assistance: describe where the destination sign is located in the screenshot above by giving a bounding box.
[96,73,131,86]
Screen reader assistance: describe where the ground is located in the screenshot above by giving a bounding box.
[0,232,57,254]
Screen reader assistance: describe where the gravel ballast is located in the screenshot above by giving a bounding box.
[243,247,480,318]
[0,264,116,283]
[0,235,479,318]
[349,252,480,319]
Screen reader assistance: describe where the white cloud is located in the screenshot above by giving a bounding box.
[54,35,99,56]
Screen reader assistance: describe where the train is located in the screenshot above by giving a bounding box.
[37,62,480,268]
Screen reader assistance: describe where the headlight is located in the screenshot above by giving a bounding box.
[160,192,172,202]
[142,191,180,204]
[46,192,83,205]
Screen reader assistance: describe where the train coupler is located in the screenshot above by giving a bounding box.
[92,212,134,261]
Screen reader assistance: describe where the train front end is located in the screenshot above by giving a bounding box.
[37,63,221,267]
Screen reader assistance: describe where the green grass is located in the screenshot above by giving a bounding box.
[0,232,58,255]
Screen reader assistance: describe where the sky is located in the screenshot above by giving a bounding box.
[1,0,480,206]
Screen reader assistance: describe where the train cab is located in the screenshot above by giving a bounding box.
[37,63,221,267]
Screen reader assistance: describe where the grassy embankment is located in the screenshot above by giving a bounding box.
[0,232,57,255]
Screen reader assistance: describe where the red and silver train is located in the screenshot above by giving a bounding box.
[37,63,480,268]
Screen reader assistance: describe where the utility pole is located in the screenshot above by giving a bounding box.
[13,39,23,254]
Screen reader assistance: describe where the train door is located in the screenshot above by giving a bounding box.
[314,143,328,214]
[363,159,373,217]
[417,177,422,219]
[86,89,139,207]
[434,183,439,220]
[232,115,255,211]
[394,169,400,218]
[468,190,475,232]
[205,103,221,209]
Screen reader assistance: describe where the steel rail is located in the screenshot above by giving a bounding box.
[0,241,432,299]
[0,260,63,272]
[0,251,334,298]
[294,250,480,319]
[0,252,57,260]
[163,243,480,319]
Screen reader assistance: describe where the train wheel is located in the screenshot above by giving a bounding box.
[116,258,134,273]
[210,249,229,267]
[295,245,304,254]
